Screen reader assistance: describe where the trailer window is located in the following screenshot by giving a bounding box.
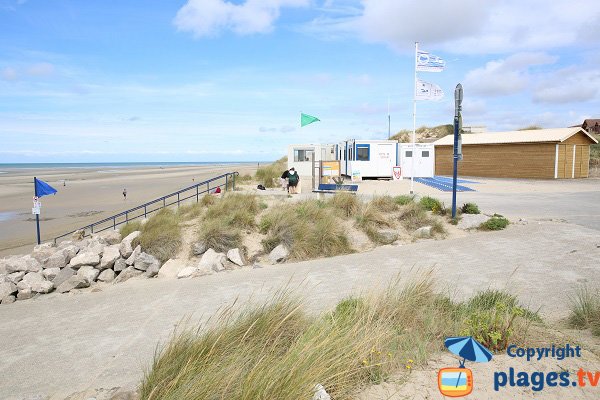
[422,151,430,157]
[405,151,413,157]
[294,149,314,162]
[356,146,370,161]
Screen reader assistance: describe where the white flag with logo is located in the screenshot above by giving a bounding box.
[415,79,444,100]
[416,50,445,72]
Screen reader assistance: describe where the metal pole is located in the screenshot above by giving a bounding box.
[452,115,459,218]
[34,177,40,245]
[387,96,391,140]
[410,42,418,194]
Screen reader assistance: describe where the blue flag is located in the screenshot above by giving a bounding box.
[34,178,57,197]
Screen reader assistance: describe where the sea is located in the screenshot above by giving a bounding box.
[0,161,261,171]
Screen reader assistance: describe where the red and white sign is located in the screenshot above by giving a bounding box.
[392,166,402,181]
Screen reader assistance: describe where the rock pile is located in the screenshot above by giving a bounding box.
[0,230,161,305]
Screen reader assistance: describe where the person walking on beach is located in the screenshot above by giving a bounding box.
[280,169,290,192]
[122,188,127,200]
[287,168,299,194]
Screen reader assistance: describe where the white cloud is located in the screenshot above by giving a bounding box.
[27,62,54,77]
[533,67,600,104]
[464,52,557,96]
[174,0,309,37]
[1,67,18,81]
[313,0,600,54]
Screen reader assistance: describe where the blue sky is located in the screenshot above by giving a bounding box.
[1,0,599,163]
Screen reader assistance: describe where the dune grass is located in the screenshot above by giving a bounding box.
[260,200,352,260]
[255,156,287,188]
[137,208,182,263]
[369,195,399,213]
[197,218,243,253]
[394,195,414,206]
[205,193,260,229]
[120,220,142,238]
[568,285,600,336]
[328,192,361,218]
[140,275,538,400]
[355,203,396,244]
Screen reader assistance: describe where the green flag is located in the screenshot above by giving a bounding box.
[301,113,320,127]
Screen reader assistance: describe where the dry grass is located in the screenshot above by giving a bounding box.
[369,195,399,213]
[205,193,260,229]
[398,203,446,236]
[140,275,539,400]
[355,204,396,244]
[120,220,142,238]
[137,208,182,263]
[328,192,361,218]
[255,156,287,188]
[197,218,243,253]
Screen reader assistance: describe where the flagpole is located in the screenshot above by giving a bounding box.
[34,177,40,245]
[387,96,391,139]
[411,42,418,194]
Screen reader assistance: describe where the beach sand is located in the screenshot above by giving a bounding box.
[0,164,257,257]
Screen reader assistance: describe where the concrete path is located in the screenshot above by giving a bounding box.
[1,222,599,399]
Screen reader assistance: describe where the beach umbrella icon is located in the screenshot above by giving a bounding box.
[443,336,492,391]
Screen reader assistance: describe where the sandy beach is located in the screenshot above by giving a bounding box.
[0,163,257,257]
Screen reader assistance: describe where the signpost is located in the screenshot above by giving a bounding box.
[451,84,463,219]
[32,177,57,245]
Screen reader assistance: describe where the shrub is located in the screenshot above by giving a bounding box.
[369,196,398,213]
[394,195,414,206]
[328,192,361,218]
[480,214,509,230]
[198,218,242,253]
[461,202,480,214]
[120,221,142,238]
[419,196,442,212]
[568,286,600,336]
[138,209,182,263]
[255,157,287,188]
[459,289,540,351]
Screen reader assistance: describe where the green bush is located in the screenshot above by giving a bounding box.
[394,195,414,206]
[461,202,480,214]
[480,214,509,230]
[419,196,442,212]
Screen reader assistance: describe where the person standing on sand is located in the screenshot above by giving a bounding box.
[123,188,127,200]
[288,168,299,194]
[280,169,290,192]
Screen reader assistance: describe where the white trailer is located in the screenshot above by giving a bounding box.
[337,140,398,179]
[287,144,336,177]
[397,143,435,178]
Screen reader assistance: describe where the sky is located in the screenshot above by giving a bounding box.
[1,0,599,163]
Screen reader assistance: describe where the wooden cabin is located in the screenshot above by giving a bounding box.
[433,127,598,179]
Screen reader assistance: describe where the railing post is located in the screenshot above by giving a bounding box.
[113,218,116,230]
[90,224,94,234]
[233,173,236,191]
[225,175,229,192]
[144,205,147,218]
[163,198,166,207]
[207,182,209,193]
[126,211,129,223]
[177,193,180,207]
[196,186,199,202]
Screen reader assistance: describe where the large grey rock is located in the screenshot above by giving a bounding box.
[133,252,159,272]
[31,243,56,264]
[0,282,17,298]
[17,288,33,300]
[45,251,68,269]
[22,272,44,285]
[313,384,331,400]
[99,245,121,270]
[0,258,8,275]
[31,280,54,294]
[113,258,127,273]
[125,245,141,266]
[70,252,100,268]
[114,266,143,283]
[0,274,6,283]
[119,231,141,258]
[192,242,208,256]
[414,226,432,238]
[376,229,398,244]
[59,245,79,263]
[52,266,76,286]
[85,239,105,257]
[1,295,16,304]
[177,266,197,279]
[268,244,289,264]
[77,266,100,284]
[43,267,60,281]
[16,280,31,292]
[7,271,25,284]
[198,249,226,272]
[56,275,89,293]
[457,214,492,230]
[158,259,188,279]
[227,248,246,267]
[6,255,43,273]
[57,240,75,250]
[92,230,121,245]
[144,261,160,278]
[97,269,115,283]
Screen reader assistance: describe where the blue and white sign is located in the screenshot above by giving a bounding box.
[416,50,445,72]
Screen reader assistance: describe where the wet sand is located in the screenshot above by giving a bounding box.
[0,163,257,256]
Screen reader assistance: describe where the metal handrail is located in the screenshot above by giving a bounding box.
[53,171,238,244]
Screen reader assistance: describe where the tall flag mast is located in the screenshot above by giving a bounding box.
[411,43,445,193]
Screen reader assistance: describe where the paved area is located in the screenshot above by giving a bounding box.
[1,222,599,399]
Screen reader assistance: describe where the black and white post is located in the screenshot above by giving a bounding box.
[451,84,463,219]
